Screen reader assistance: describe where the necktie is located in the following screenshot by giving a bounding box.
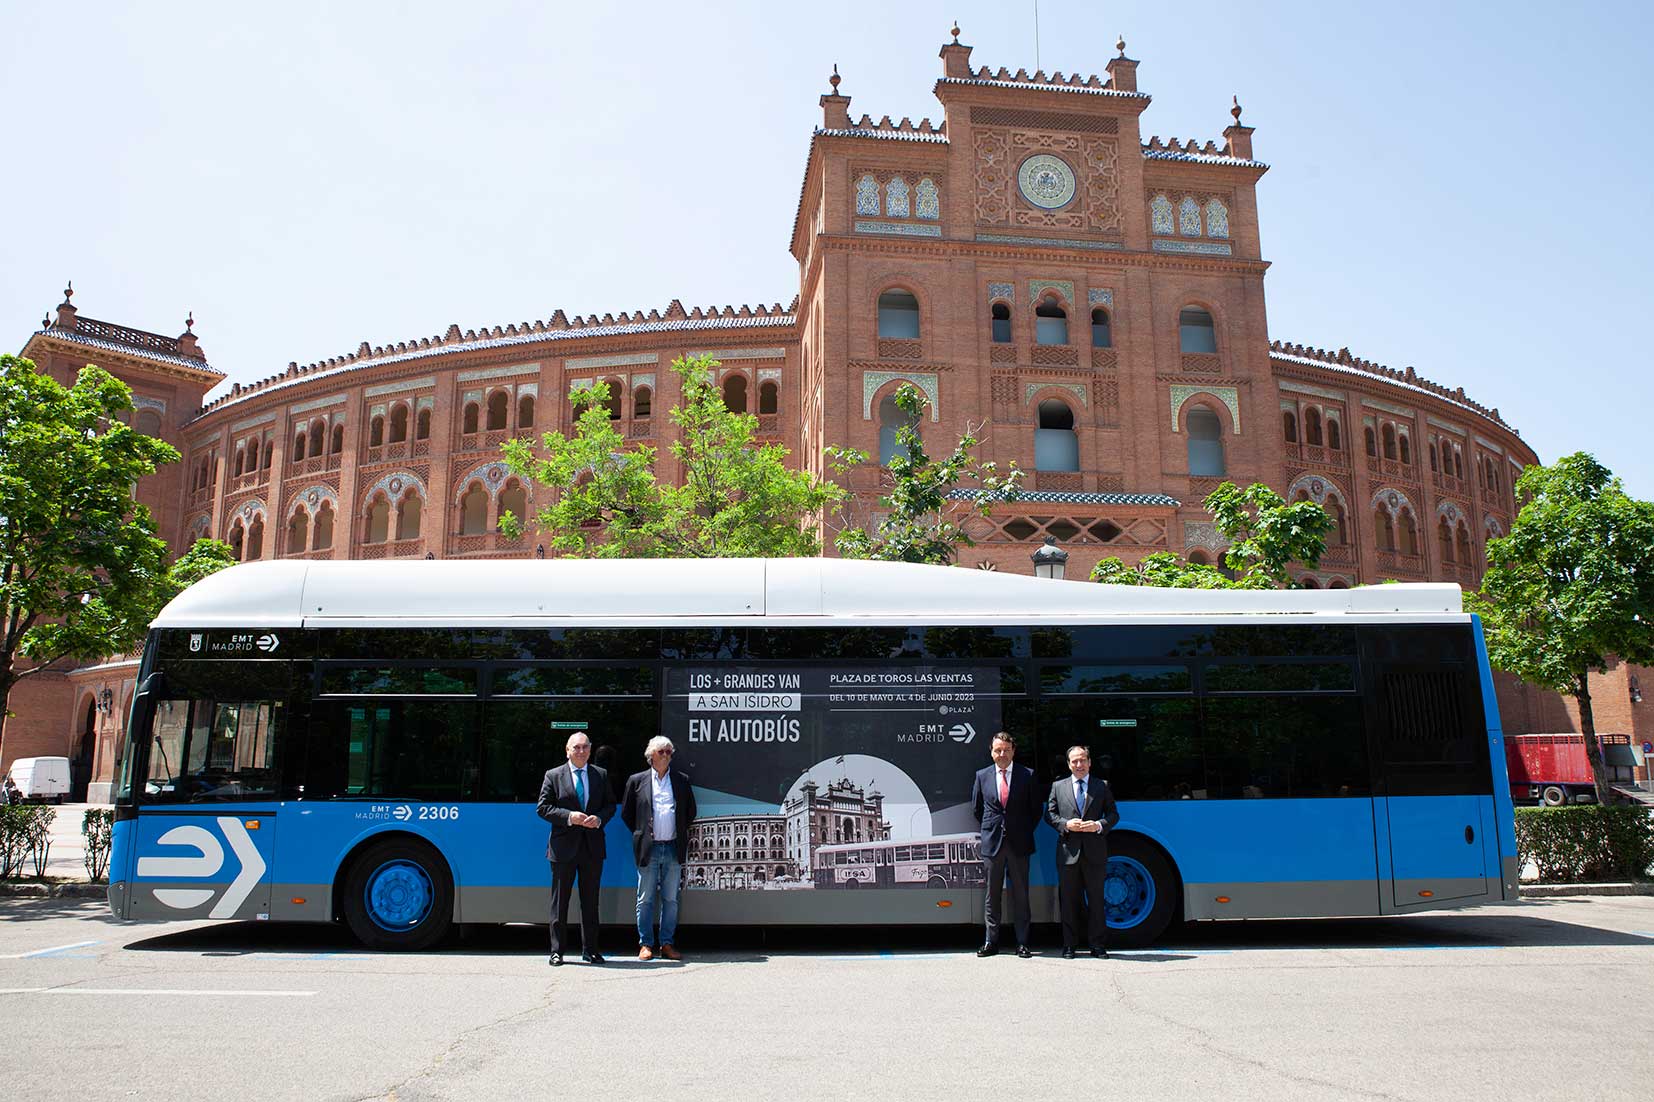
[1077,780,1086,814]
[998,769,1009,805]
[575,769,586,810]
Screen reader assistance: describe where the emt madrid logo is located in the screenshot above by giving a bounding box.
[134,817,266,918]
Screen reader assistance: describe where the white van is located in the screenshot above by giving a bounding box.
[6,756,70,803]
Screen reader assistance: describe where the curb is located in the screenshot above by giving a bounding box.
[0,881,108,900]
[1520,882,1654,897]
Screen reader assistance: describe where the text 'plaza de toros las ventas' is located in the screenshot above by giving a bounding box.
[19,29,1624,801]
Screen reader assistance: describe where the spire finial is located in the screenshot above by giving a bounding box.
[829,63,841,93]
[185,310,194,332]
[1231,95,1242,123]
[951,21,960,43]
[62,280,73,304]
[42,312,50,330]
[1116,34,1126,57]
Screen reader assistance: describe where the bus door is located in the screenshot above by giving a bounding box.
[123,653,294,922]
[1366,640,1493,911]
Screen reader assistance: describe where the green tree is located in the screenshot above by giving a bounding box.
[829,383,1022,565]
[0,357,183,745]
[1467,453,1654,805]
[500,355,845,557]
[1090,481,1332,588]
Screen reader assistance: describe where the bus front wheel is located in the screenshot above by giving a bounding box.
[342,837,454,951]
[1104,836,1179,949]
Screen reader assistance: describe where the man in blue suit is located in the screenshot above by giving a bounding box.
[970,731,1040,958]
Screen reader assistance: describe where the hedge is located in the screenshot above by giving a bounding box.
[0,805,56,879]
[1515,805,1654,883]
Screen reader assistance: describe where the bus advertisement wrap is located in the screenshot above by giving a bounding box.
[666,666,999,891]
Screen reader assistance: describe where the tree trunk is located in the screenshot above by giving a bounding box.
[1575,676,1615,806]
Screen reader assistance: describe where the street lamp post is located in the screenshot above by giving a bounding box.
[1031,536,1068,580]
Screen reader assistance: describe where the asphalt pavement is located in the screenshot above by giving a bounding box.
[2,895,1653,1101]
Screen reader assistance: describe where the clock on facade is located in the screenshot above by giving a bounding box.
[1016,154,1077,210]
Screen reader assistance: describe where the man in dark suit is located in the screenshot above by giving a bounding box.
[1044,744,1121,959]
[970,731,1040,958]
[537,730,616,965]
[620,735,698,962]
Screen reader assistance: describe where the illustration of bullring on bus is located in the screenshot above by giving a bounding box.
[668,666,995,891]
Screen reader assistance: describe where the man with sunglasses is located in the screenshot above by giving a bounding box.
[621,736,698,961]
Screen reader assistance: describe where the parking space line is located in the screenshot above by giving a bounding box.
[0,987,316,997]
[0,941,100,959]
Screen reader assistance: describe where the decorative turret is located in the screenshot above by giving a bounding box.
[54,281,77,329]
[176,311,202,358]
[1223,95,1255,160]
[819,64,851,129]
[1105,35,1137,92]
[939,22,972,78]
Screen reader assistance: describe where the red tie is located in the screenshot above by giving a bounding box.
[998,769,1009,805]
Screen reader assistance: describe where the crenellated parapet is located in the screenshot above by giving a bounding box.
[1269,340,1514,433]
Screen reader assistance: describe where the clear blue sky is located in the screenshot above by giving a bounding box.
[4,1,1649,497]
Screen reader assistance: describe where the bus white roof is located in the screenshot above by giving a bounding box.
[150,558,1466,629]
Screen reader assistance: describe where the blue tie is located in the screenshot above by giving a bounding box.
[1077,780,1086,813]
[575,769,586,810]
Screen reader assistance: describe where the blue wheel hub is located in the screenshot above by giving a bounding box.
[364,859,434,931]
[1103,855,1156,929]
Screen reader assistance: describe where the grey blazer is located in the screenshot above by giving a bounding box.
[1043,775,1120,865]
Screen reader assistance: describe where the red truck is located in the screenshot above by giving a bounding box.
[1505,733,1634,805]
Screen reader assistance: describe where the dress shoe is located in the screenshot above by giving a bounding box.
[659,944,681,961]
[975,943,999,958]
[581,952,605,964]
[638,945,654,962]
[549,952,563,967]
[1061,947,1076,960]
[1091,948,1109,959]
[1016,945,1033,959]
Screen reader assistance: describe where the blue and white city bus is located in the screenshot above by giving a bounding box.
[107,559,1517,950]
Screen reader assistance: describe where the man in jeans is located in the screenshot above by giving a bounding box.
[620,736,698,961]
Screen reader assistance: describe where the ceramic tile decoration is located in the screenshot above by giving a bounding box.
[916,177,940,219]
[856,174,880,216]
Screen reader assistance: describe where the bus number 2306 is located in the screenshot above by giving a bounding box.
[417,806,460,821]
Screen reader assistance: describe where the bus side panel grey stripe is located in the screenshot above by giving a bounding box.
[269,887,332,923]
[1181,880,1381,922]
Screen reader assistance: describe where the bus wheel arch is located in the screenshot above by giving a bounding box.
[1104,831,1183,949]
[336,832,456,951]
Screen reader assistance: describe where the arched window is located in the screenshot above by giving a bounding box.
[308,421,325,458]
[878,393,919,464]
[1452,448,1464,480]
[1035,399,1079,472]
[1034,297,1068,346]
[369,415,385,448]
[416,408,431,440]
[388,404,409,444]
[312,501,334,550]
[603,379,624,420]
[633,386,652,419]
[1364,426,1377,457]
[460,484,488,536]
[1304,408,1323,446]
[1429,442,1439,472]
[722,375,748,414]
[395,493,422,541]
[758,381,779,415]
[331,425,344,454]
[877,290,920,339]
[1382,424,1398,461]
[498,479,527,530]
[1456,523,1473,567]
[1185,405,1225,476]
[1327,418,1341,451]
[1329,499,1348,546]
[1328,578,1348,590]
[246,515,265,559]
[517,395,534,429]
[463,403,479,435]
[292,432,307,462]
[1282,410,1298,444]
[1301,576,1320,590]
[990,302,1012,344]
[286,510,309,555]
[1399,508,1419,556]
[1375,508,1395,551]
[1398,433,1412,466]
[1178,308,1217,353]
[1188,549,1210,566]
[486,391,509,431]
[228,521,245,561]
[233,448,245,478]
[365,497,390,543]
[1090,308,1112,349]
[262,440,273,470]
[1438,518,1455,563]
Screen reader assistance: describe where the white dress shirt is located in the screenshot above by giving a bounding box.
[650,769,677,841]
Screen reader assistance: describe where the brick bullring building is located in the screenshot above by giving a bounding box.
[21,29,1614,802]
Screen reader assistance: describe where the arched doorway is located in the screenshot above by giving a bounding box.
[71,697,97,802]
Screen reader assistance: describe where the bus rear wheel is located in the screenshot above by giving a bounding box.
[342,838,454,951]
[1104,836,1179,949]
